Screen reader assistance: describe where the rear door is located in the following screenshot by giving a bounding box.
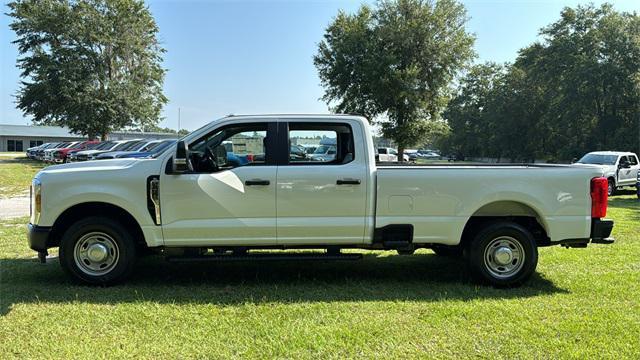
[275,120,368,245]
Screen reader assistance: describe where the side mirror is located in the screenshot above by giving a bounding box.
[173,140,189,173]
[619,161,630,169]
[214,144,227,167]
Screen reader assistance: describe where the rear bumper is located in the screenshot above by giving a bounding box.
[27,223,53,252]
[552,218,614,247]
[590,218,614,244]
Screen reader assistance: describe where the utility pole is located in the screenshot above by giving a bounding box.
[178,107,181,132]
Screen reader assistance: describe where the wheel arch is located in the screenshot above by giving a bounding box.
[49,202,146,250]
[460,200,550,247]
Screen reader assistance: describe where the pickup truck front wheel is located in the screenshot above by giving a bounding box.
[59,216,136,285]
[468,222,538,287]
[608,179,616,196]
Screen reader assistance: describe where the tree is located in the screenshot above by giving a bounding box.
[441,63,505,159]
[8,0,168,140]
[314,0,475,159]
[129,124,189,136]
[442,3,640,162]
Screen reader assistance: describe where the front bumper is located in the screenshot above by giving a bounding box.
[27,223,53,252]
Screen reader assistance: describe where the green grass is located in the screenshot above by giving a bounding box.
[0,161,639,358]
[0,153,45,198]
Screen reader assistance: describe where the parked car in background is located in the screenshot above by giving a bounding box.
[302,145,317,154]
[290,144,308,161]
[69,141,114,162]
[405,149,419,161]
[376,147,397,162]
[636,170,640,200]
[114,139,177,159]
[94,139,160,160]
[50,141,100,163]
[65,141,103,160]
[69,140,136,162]
[36,142,65,161]
[637,170,640,199]
[421,150,442,160]
[376,147,410,162]
[26,143,50,159]
[309,144,337,162]
[575,151,640,196]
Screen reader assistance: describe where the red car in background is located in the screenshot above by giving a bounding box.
[51,140,100,163]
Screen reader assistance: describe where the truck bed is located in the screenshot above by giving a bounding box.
[374,163,603,245]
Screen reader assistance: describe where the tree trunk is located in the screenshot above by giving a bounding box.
[398,146,404,162]
[101,133,108,141]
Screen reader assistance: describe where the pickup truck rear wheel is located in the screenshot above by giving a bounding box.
[468,222,538,287]
[59,216,136,285]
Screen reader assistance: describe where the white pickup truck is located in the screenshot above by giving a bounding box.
[28,115,614,286]
[575,151,640,196]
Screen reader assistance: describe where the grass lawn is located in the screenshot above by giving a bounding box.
[0,158,638,358]
[0,153,45,198]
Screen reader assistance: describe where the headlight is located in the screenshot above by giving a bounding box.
[31,178,42,224]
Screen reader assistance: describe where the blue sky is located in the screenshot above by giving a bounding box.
[1,0,638,131]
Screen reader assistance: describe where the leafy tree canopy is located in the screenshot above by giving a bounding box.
[442,3,640,162]
[314,0,475,157]
[8,0,168,140]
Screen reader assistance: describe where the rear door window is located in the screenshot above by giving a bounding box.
[286,123,354,165]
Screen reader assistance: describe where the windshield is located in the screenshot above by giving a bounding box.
[141,141,161,152]
[150,140,177,157]
[112,141,140,151]
[126,140,148,151]
[94,141,115,150]
[577,154,618,165]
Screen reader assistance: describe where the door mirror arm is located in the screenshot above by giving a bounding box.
[172,140,189,173]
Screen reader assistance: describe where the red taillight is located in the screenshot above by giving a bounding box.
[590,177,608,218]
[247,154,254,162]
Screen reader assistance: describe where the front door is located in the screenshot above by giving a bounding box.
[160,122,277,246]
[276,121,368,245]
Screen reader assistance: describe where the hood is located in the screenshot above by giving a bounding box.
[73,149,101,156]
[572,162,616,175]
[36,158,139,177]
[96,151,130,158]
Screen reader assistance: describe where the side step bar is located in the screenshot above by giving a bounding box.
[166,253,363,263]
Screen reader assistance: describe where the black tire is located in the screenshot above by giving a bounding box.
[608,179,616,196]
[467,221,538,287]
[59,216,136,285]
[431,245,463,257]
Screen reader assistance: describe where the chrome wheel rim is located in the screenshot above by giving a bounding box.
[73,231,119,276]
[483,236,525,279]
[608,182,613,196]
